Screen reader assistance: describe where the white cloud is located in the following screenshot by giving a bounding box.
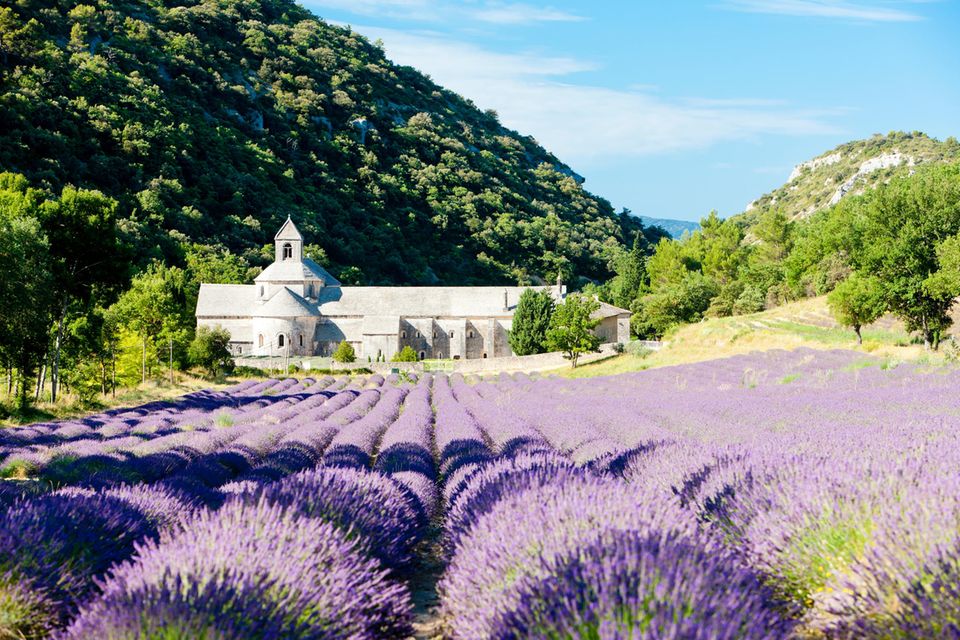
[302,0,584,25]
[467,3,586,24]
[720,0,924,22]
[360,27,842,164]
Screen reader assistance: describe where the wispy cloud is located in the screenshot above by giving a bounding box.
[721,0,925,22]
[359,26,842,163]
[302,0,584,25]
[467,3,586,24]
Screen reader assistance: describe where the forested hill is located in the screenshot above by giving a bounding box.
[0,0,659,285]
[742,131,960,225]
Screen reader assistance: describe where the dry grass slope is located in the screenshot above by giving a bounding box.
[558,296,960,379]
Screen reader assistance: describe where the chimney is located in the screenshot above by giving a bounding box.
[503,289,509,311]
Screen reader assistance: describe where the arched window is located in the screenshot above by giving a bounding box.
[278,334,285,348]
[449,330,455,338]
[282,243,293,260]
[416,331,421,338]
[401,330,407,339]
[468,330,474,338]
[419,350,425,360]
[483,353,487,359]
[437,352,443,359]
[258,335,264,348]
[299,334,303,347]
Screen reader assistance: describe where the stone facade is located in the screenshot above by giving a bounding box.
[196,219,630,360]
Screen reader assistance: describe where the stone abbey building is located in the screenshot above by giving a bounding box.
[196,218,630,360]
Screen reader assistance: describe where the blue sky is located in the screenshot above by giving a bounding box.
[298,0,959,222]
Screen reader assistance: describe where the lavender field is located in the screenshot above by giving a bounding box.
[0,349,958,639]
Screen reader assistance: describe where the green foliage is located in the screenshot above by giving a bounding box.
[391,345,418,362]
[508,289,555,356]
[827,274,887,344]
[924,234,960,300]
[331,340,356,364]
[188,325,234,376]
[853,164,960,349]
[632,272,720,338]
[0,174,54,410]
[545,294,601,367]
[0,0,652,286]
[108,262,194,381]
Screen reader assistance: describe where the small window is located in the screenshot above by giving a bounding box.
[401,330,407,339]
[258,335,264,348]
[282,243,293,259]
[437,352,443,359]
[453,355,460,360]
[449,330,455,338]
[468,330,474,338]
[278,334,285,348]
[299,334,303,347]
[483,353,487,359]
[433,331,438,339]
[238,346,243,354]
[259,285,264,297]
[419,350,425,360]
[416,331,421,338]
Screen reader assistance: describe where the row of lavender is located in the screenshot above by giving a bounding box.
[0,373,436,638]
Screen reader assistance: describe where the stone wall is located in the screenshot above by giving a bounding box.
[234,343,620,375]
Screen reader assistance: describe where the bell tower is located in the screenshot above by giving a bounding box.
[274,216,303,263]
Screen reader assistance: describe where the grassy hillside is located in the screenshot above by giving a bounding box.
[743,131,960,224]
[560,296,960,378]
[0,0,657,285]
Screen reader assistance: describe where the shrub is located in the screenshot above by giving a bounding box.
[391,346,417,362]
[332,340,356,363]
[188,326,233,376]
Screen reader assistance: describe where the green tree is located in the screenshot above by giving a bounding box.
[391,345,418,362]
[108,262,193,383]
[854,164,960,349]
[545,294,601,367]
[827,274,887,345]
[38,185,126,402]
[0,207,53,410]
[632,272,719,338]
[188,325,234,376]
[184,244,249,302]
[332,340,356,363]
[508,289,555,356]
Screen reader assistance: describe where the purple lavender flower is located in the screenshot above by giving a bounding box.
[65,497,413,639]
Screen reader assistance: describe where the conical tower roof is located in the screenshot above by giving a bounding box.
[253,287,316,318]
[274,216,303,241]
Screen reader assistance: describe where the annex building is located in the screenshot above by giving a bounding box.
[195,218,630,360]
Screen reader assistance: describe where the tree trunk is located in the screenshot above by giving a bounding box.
[932,330,941,351]
[50,301,69,404]
[921,316,932,350]
[35,360,46,403]
[854,325,862,345]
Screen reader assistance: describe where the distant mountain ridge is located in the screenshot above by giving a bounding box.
[742,131,960,223]
[637,216,701,239]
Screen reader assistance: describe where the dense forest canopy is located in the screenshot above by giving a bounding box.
[0,0,662,286]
